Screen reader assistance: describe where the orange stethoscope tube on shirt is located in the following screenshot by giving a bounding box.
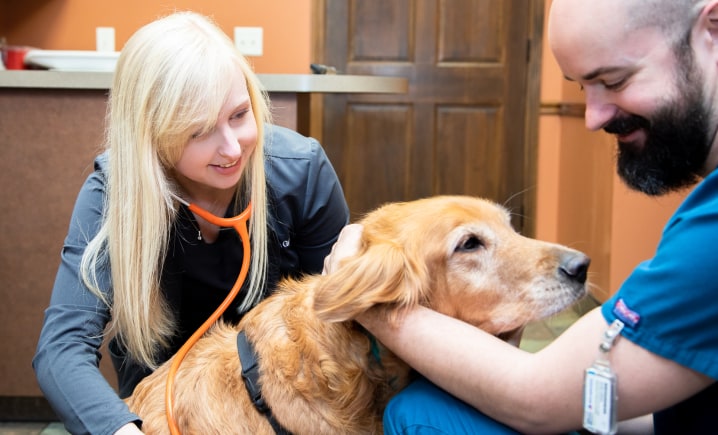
[165,194,252,435]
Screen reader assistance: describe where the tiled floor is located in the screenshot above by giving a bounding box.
[520,295,600,353]
[0,422,68,435]
[0,297,599,435]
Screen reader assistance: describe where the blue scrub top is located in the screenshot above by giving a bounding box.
[602,168,718,433]
[602,168,718,379]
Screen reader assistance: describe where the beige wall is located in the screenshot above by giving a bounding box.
[1,0,311,74]
[608,180,687,292]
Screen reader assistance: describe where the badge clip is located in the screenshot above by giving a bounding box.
[583,319,624,435]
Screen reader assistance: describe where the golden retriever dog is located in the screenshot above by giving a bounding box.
[126,195,589,434]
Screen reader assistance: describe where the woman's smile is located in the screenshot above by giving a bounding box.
[212,159,242,175]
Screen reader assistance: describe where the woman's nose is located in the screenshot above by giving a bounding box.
[217,125,242,158]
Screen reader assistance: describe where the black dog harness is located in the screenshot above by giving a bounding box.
[236,331,293,435]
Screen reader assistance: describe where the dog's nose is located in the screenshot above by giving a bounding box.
[559,252,590,284]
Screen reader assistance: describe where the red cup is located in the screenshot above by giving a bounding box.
[2,46,32,70]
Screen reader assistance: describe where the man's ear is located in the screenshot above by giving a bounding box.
[699,2,718,40]
[692,1,718,64]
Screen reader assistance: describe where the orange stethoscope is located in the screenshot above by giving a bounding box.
[165,193,252,435]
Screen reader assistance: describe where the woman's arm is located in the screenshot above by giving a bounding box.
[115,423,144,434]
[33,166,142,435]
[358,305,712,434]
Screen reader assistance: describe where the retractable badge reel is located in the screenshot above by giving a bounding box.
[583,319,624,435]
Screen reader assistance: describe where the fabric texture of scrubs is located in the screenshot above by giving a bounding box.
[602,167,718,434]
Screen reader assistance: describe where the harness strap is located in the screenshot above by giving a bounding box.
[237,330,293,435]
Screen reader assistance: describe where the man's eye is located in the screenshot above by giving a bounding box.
[604,79,626,91]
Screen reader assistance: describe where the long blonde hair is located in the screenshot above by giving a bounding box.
[81,11,271,368]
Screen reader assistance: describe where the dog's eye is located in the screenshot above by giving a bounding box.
[456,236,484,252]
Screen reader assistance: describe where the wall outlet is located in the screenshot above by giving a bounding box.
[96,27,115,52]
[234,27,263,57]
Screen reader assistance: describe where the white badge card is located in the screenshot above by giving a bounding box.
[583,364,618,434]
[583,319,624,435]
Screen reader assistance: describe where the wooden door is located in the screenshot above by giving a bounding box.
[313,0,544,234]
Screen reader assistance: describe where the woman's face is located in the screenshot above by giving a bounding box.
[174,71,258,201]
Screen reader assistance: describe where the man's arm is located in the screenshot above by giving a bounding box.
[358,306,713,434]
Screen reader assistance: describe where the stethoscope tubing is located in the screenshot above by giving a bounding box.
[165,193,252,435]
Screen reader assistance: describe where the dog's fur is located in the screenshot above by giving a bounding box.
[126,195,589,434]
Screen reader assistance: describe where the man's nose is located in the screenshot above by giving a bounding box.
[583,89,618,131]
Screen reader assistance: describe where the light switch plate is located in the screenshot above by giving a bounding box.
[96,27,115,52]
[234,27,263,57]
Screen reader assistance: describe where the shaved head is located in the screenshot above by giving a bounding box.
[550,0,704,52]
[548,0,718,195]
[625,0,707,55]
[626,0,705,33]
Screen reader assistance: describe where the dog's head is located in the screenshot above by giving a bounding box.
[313,196,589,336]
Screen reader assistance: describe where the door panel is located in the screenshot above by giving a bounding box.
[316,0,543,233]
[345,104,413,209]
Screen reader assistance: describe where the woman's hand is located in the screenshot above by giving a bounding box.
[114,422,144,434]
[323,224,363,275]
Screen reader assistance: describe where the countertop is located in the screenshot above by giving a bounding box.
[0,70,408,93]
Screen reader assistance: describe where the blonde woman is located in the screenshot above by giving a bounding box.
[33,12,349,435]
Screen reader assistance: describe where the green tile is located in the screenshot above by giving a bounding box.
[520,297,601,353]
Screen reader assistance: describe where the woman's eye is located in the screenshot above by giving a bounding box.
[190,126,213,140]
[455,236,484,252]
[231,109,249,120]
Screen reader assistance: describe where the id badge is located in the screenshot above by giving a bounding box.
[583,364,618,435]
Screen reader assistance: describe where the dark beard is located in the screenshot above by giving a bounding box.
[609,103,709,195]
[605,51,711,196]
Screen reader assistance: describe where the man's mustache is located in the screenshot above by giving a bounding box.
[603,115,650,135]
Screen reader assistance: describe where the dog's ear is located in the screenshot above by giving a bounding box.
[313,240,429,323]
